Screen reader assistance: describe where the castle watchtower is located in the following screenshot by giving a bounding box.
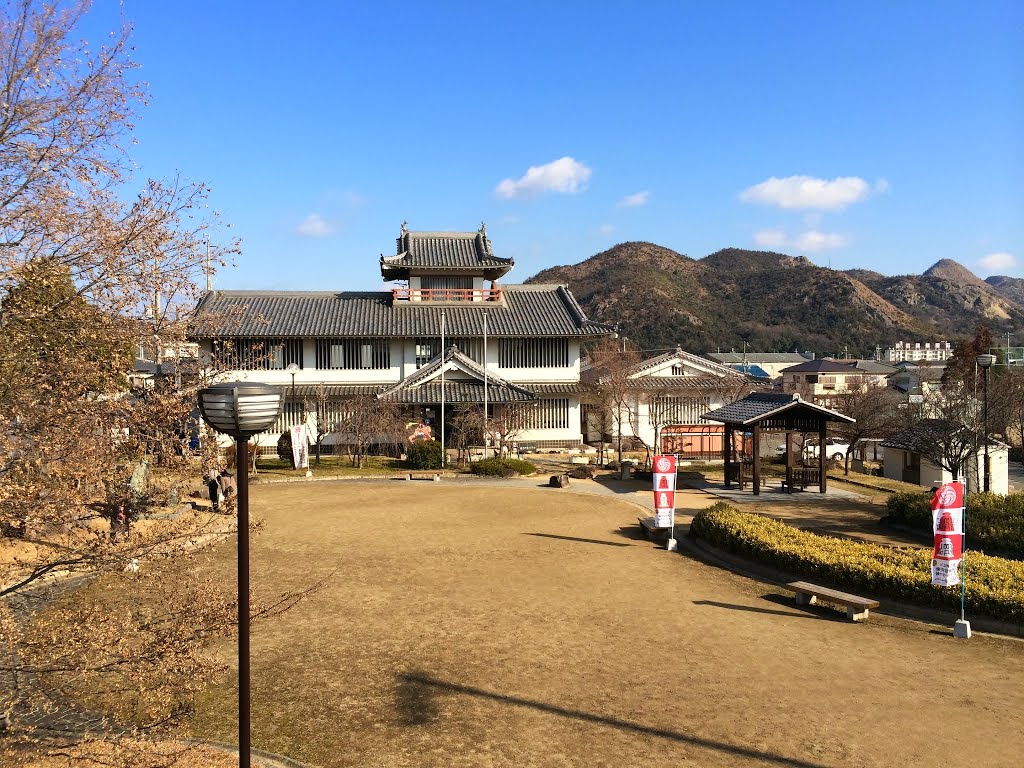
[381,221,513,303]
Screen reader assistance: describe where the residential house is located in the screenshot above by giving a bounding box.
[779,359,867,401]
[189,224,616,450]
[880,419,1009,494]
[705,351,813,382]
[581,348,754,459]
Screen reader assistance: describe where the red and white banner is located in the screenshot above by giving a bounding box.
[930,480,964,587]
[653,455,677,528]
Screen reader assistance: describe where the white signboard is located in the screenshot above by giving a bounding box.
[290,424,309,469]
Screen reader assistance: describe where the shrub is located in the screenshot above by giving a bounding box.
[692,502,1024,625]
[469,457,536,477]
[406,440,443,469]
[887,491,1024,559]
[276,432,293,465]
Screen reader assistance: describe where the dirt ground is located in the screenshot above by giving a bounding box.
[188,479,1024,768]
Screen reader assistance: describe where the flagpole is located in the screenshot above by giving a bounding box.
[483,310,488,458]
[440,311,446,468]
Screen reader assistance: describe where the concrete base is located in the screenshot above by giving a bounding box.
[847,607,869,622]
[953,619,972,639]
[666,538,677,552]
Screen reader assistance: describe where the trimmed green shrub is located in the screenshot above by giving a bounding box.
[692,502,1024,625]
[276,432,293,466]
[469,457,536,477]
[406,441,443,469]
[887,491,1024,559]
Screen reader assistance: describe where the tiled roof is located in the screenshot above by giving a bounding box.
[377,345,536,404]
[620,376,753,391]
[880,420,1006,452]
[189,285,614,339]
[780,359,861,374]
[628,348,747,380]
[291,384,384,398]
[380,381,534,404]
[582,348,749,387]
[701,392,855,426]
[708,353,812,364]
[380,227,514,277]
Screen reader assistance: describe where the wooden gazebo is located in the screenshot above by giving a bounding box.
[701,392,855,495]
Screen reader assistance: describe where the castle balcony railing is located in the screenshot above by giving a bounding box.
[391,287,503,303]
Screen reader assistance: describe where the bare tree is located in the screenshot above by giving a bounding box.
[829,384,903,475]
[585,339,642,463]
[448,405,485,463]
[0,4,291,765]
[337,396,405,467]
[304,383,332,467]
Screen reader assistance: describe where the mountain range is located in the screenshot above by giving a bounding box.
[525,243,1024,356]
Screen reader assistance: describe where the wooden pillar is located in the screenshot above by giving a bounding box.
[785,430,793,494]
[819,419,827,494]
[752,425,761,496]
[723,425,732,488]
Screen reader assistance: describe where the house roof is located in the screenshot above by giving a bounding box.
[880,419,1008,452]
[780,359,862,374]
[582,347,750,389]
[380,225,514,279]
[189,285,614,339]
[707,352,812,364]
[701,392,855,426]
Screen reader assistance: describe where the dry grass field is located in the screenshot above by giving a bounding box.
[187,480,1024,768]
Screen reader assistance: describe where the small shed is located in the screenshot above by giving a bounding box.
[701,392,855,495]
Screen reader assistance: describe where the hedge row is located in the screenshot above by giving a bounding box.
[469,457,536,477]
[887,491,1024,560]
[691,502,1024,625]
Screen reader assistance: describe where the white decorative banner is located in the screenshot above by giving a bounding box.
[290,424,309,469]
[653,455,677,528]
[930,480,964,587]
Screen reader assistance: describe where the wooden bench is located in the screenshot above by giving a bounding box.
[780,467,821,492]
[406,471,441,481]
[785,581,879,622]
[638,516,672,541]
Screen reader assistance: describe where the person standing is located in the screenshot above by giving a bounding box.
[206,469,221,513]
[218,470,237,511]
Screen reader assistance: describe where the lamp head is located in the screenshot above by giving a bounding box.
[197,381,283,439]
[976,353,996,370]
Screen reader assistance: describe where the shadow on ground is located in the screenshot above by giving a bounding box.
[396,671,831,768]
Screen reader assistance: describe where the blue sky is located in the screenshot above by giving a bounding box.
[86,1,1022,291]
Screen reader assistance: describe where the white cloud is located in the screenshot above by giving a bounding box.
[295,213,334,238]
[979,252,1017,272]
[740,175,872,210]
[793,230,848,252]
[495,156,592,199]
[753,228,847,252]
[753,229,788,248]
[617,191,650,208]
[595,223,615,236]
[874,178,890,194]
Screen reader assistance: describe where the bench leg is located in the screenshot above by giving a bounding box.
[794,593,817,606]
[432,474,440,481]
[847,607,869,622]
[406,473,413,481]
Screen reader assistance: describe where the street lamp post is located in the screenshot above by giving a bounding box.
[976,354,995,493]
[197,382,283,768]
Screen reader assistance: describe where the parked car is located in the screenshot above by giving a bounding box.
[802,437,851,461]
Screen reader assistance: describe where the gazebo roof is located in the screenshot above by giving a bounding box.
[701,392,855,428]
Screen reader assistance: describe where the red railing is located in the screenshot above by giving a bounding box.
[391,287,503,302]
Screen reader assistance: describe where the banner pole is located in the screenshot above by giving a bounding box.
[961,476,966,623]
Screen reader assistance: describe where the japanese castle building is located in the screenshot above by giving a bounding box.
[190,223,616,449]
